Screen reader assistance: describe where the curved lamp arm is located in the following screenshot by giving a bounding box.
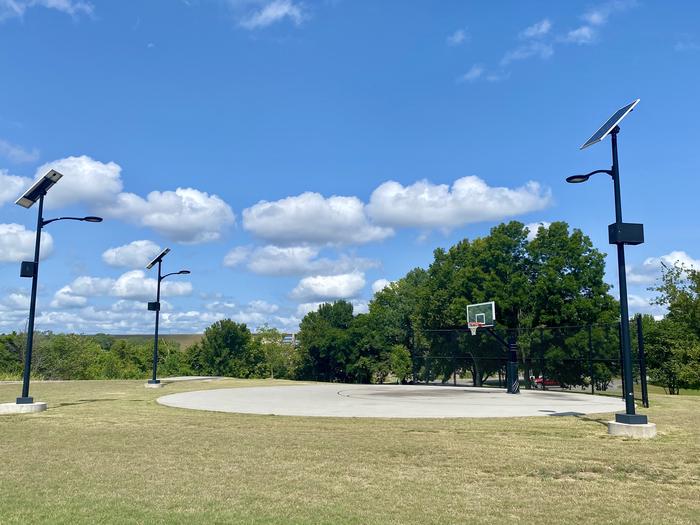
[42,216,103,226]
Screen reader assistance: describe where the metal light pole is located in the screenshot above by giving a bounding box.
[609,127,640,422]
[17,193,45,404]
[568,99,648,425]
[149,260,164,386]
[14,169,103,404]
[145,248,189,386]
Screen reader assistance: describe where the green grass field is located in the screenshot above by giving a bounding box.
[1,379,698,524]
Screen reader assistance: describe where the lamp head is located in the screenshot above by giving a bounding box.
[177,270,191,275]
[82,216,103,223]
[566,174,590,184]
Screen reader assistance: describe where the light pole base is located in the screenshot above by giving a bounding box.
[145,381,164,388]
[1,401,47,415]
[608,420,656,439]
[615,412,648,425]
[16,396,34,404]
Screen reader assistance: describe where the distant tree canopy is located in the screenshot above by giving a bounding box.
[645,264,700,393]
[1,220,695,393]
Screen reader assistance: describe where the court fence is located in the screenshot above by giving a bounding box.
[411,315,649,407]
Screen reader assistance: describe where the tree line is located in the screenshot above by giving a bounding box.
[1,221,698,392]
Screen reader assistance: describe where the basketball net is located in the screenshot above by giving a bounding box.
[468,322,483,336]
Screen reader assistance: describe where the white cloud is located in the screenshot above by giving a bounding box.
[239,0,305,29]
[458,64,484,83]
[0,169,31,206]
[105,187,235,244]
[224,244,378,276]
[291,271,366,301]
[0,223,53,262]
[243,192,393,246]
[525,221,551,241]
[248,300,279,314]
[561,26,595,45]
[582,0,636,27]
[351,299,369,314]
[112,270,192,300]
[26,155,234,244]
[367,176,551,230]
[561,0,636,46]
[296,302,322,317]
[501,41,553,65]
[521,19,551,39]
[231,245,318,274]
[33,156,123,210]
[205,301,236,311]
[627,251,700,285]
[102,240,162,268]
[371,279,391,294]
[0,0,93,21]
[2,292,30,310]
[0,139,39,163]
[51,286,88,308]
[51,270,193,307]
[447,28,468,46]
[223,246,252,268]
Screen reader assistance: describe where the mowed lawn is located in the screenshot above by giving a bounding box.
[1,380,698,524]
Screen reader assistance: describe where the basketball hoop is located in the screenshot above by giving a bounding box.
[468,322,483,336]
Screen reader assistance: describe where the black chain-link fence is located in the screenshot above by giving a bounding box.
[412,317,649,406]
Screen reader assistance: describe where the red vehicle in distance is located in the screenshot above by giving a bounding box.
[532,376,560,389]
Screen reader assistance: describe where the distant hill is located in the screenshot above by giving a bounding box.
[113,333,203,349]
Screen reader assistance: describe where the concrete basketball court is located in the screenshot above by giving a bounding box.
[157,383,625,418]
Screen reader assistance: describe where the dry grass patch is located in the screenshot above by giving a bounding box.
[1,379,698,524]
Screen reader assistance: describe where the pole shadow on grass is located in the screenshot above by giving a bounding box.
[54,398,120,408]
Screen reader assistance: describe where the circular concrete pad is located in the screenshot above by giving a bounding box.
[158,384,625,418]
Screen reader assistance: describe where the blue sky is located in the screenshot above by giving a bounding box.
[0,0,698,334]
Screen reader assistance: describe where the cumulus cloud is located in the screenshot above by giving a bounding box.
[51,270,193,307]
[239,0,306,29]
[371,279,391,294]
[296,302,322,317]
[627,251,700,284]
[2,292,30,310]
[0,139,39,163]
[525,221,552,241]
[243,192,393,246]
[0,169,31,206]
[102,240,162,268]
[105,187,235,244]
[112,270,193,300]
[0,0,93,21]
[34,156,123,210]
[367,176,551,230]
[0,223,53,262]
[23,155,234,244]
[291,271,366,301]
[224,244,378,276]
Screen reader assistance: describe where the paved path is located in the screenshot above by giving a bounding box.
[157,383,625,418]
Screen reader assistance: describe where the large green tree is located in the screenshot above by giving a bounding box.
[188,320,264,378]
[296,301,355,382]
